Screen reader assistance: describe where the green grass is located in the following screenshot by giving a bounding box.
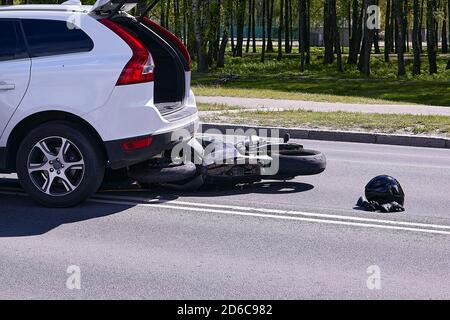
[199,104,450,136]
[192,52,450,106]
[194,86,412,105]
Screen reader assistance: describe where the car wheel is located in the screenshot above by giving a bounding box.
[16,121,105,207]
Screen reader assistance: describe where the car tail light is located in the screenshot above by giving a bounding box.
[139,17,192,71]
[100,19,154,86]
[121,136,153,151]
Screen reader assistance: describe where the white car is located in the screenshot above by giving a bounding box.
[0,0,199,207]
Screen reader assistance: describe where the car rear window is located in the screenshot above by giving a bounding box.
[0,20,28,62]
[21,19,94,57]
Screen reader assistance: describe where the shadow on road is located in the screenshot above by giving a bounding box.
[0,194,133,238]
[0,178,313,237]
[173,181,314,197]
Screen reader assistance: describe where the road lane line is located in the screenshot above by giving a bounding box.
[89,198,450,235]
[330,158,450,170]
[2,190,449,235]
[93,194,450,230]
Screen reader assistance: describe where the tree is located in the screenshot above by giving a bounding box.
[442,2,448,54]
[207,0,221,65]
[174,0,182,38]
[299,0,307,71]
[231,3,235,55]
[246,0,252,53]
[218,0,232,67]
[235,0,247,57]
[331,0,343,72]
[261,0,267,62]
[193,0,208,72]
[393,0,406,76]
[412,0,421,75]
[358,0,376,75]
[285,0,291,53]
[323,0,334,64]
[427,0,438,74]
[277,0,284,60]
[252,0,257,52]
[160,0,166,28]
[165,0,172,30]
[348,0,363,64]
[385,0,392,62]
[267,0,275,52]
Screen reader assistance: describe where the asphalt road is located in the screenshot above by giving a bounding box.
[0,139,449,299]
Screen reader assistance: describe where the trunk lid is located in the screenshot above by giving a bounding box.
[90,0,146,15]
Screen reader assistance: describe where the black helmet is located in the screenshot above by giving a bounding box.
[365,175,405,205]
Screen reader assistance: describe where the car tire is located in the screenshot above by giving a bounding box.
[16,121,105,207]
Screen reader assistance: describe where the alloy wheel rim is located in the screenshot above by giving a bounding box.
[27,136,85,196]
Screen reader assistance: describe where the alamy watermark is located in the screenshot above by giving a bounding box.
[66,265,81,290]
[366,265,381,290]
[366,5,381,30]
[169,125,281,175]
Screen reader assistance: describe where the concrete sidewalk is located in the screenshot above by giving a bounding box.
[197,96,450,116]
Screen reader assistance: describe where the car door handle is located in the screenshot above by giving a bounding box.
[0,82,15,90]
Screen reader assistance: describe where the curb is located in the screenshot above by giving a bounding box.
[200,123,450,149]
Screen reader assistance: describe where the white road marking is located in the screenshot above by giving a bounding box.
[330,158,450,170]
[1,189,449,235]
[90,198,450,235]
[93,194,450,230]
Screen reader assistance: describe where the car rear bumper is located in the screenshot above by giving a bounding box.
[105,118,197,169]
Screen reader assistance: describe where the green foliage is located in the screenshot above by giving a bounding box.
[193,51,450,106]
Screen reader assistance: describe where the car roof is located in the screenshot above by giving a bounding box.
[0,4,92,14]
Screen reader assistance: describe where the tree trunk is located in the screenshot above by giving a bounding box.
[427,0,437,74]
[183,0,188,44]
[385,0,392,61]
[231,4,235,55]
[374,31,381,53]
[403,0,409,53]
[267,0,275,52]
[419,0,424,52]
[348,0,363,64]
[246,0,252,53]
[235,0,246,57]
[193,0,208,72]
[252,0,257,52]
[412,0,421,75]
[277,0,284,60]
[261,0,267,62]
[218,0,232,67]
[348,0,352,40]
[166,0,171,30]
[394,0,406,76]
[174,0,181,37]
[442,3,448,54]
[448,0,450,54]
[187,0,196,56]
[285,0,291,53]
[324,0,334,64]
[299,0,307,71]
[289,0,293,52]
[160,0,166,28]
[207,0,221,65]
[331,0,343,71]
[358,0,375,75]
[306,0,311,63]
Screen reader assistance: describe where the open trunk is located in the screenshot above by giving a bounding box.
[90,0,191,116]
[112,16,187,116]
